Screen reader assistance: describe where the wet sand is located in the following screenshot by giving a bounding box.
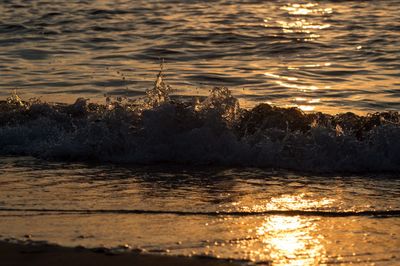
[0,241,246,266]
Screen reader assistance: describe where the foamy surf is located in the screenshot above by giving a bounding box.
[1,72,400,173]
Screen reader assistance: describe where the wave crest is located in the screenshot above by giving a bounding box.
[1,77,400,173]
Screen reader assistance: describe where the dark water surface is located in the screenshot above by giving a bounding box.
[1,0,399,113]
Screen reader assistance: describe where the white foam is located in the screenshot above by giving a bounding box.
[1,84,400,173]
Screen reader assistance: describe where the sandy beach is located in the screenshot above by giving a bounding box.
[0,241,245,266]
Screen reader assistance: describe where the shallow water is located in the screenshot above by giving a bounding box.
[1,0,399,113]
[1,157,399,265]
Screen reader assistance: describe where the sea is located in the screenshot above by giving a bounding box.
[0,0,399,265]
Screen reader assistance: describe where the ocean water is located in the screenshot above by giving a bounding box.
[0,0,399,113]
[1,0,400,265]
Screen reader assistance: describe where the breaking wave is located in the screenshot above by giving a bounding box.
[1,71,400,173]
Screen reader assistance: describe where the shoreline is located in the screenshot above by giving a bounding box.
[0,240,248,266]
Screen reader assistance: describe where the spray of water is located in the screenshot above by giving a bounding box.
[1,69,400,172]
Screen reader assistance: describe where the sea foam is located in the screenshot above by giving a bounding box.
[1,72,400,173]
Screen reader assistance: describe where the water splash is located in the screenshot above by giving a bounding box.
[144,64,172,108]
[1,75,400,173]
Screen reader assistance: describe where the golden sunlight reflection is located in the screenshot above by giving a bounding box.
[298,105,315,112]
[265,2,331,39]
[260,2,336,113]
[276,81,318,91]
[239,193,335,213]
[253,194,331,264]
[308,98,320,104]
[265,193,335,211]
[277,19,331,33]
[281,3,333,16]
[295,97,307,102]
[257,216,326,265]
[264,72,298,81]
[263,72,319,91]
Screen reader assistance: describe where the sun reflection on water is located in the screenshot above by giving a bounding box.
[261,2,335,112]
[281,3,333,16]
[264,2,332,38]
[265,194,335,211]
[248,194,333,264]
[257,215,326,265]
[276,19,331,34]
